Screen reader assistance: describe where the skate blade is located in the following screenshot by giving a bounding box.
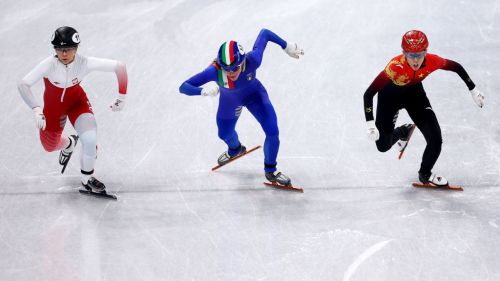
[60,153,72,174]
[398,124,416,160]
[263,182,304,193]
[60,136,79,174]
[79,189,118,200]
[412,183,463,191]
[211,145,262,171]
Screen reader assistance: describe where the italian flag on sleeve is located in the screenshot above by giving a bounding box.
[212,62,234,89]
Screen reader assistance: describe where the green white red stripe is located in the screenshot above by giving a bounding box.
[221,41,236,66]
[217,68,234,89]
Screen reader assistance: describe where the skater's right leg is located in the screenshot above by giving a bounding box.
[216,116,247,165]
[39,129,70,152]
[39,111,76,173]
[374,85,405,152]
[217,116,242,155]
[215,96,247,165]
[216,94,246,154]
[39,112,70,152]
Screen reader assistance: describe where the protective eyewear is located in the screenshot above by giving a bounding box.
[55,47,78,53]
[404,51,426,60]
[221,60,244,73]
[225,64,242,73]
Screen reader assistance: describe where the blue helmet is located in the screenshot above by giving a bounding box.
[216,40,245,72]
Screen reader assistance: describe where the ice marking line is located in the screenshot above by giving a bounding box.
[343,239,392,281]
[133,143,156,169]
[489,220,499,228]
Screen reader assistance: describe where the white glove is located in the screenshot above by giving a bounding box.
[366,120,379,141]
[284,42,304,59]
[201,85,219,97]
[110,94,126,112]
[32,107,46,131]
[470,88,484,108]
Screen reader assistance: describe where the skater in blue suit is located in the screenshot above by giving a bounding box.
[180,28,304,186]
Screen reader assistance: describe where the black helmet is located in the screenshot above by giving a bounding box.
[51,26,80,48]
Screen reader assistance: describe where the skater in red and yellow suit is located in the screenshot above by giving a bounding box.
[363,30,485,186]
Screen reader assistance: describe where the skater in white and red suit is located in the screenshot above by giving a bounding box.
[18,26,128,192]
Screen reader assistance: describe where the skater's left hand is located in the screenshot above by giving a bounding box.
[110,94,126,111]
[470,88,484,108]
[284,42,304,59]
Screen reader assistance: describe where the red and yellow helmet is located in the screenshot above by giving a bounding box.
[401,30,428,52]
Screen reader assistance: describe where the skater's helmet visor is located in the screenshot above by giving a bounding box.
[404,50,426,60]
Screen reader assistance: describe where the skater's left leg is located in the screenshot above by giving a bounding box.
[405,86,445,185]
[246,95,279,173]
[73,113,97,175]
[68,96,105,192]
[216,116,243,156]
[411,108,443,177]
[246,88,290,186]
[72,113,105,192]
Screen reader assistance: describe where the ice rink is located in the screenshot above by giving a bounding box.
[1,0,500,280]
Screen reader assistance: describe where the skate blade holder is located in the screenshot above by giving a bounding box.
[263,182,304,193]
[79,188,118,200]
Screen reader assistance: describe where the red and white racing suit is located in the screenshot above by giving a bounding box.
[18,53,127,174]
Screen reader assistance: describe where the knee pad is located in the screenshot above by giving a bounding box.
[79,130,97,156]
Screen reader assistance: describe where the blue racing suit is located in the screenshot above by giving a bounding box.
[179,28,288,173]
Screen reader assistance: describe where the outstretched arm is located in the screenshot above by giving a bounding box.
[249,28,291,67]
[86,57,127,94]
[441,59,475,90]
[86,57,128,111]
[441,59,484,107]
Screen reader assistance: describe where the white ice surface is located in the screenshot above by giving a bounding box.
[1,0,500,280]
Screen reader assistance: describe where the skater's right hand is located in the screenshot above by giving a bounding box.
[32,107,46,131]
[366,120,379,141]
[201,84,219,97]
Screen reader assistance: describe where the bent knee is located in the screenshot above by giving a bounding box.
[39,131,62,152]
[375,142,391,153]
[218,130,234,141]
[263,126,279,137]
[428,137,442,148]
[41,142,58,152]
[424,132,442,147]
